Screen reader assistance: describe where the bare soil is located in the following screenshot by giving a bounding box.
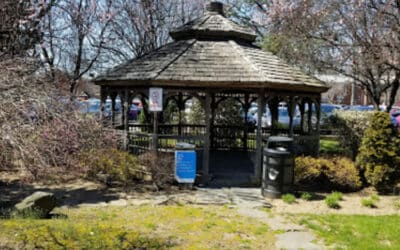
[1,171,399,216]
[268,191,400,215]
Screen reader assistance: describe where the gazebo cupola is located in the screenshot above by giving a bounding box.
[95,1,329,186]
[170,2,257,43]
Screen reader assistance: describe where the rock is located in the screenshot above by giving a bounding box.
[14,191,57,218]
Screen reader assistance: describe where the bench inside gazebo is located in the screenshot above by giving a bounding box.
[95,2,329,186]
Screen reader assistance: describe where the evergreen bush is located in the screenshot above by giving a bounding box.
[356,111,400,191]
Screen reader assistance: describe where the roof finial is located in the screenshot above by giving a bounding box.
[206,1,224,15]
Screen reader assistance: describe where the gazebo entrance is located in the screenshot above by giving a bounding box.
[95,2,328,186]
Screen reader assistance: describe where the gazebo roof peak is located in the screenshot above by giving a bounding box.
[170,1,257,43]
[205,1,225,16]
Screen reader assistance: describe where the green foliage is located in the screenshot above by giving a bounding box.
[138,108,147,125]
[187,98,205,125]
[300,192,313,201]
[331,111,373,159]
[325,193,341,209]
[320,139,346,155]
[295,156,362,191]
[361,195,379,208]
[81,148,148,186]
[300,214,400,249]
[331,191,343,201]
[282,194,296,204]
[356,111,400,191]
[214,98,243,148]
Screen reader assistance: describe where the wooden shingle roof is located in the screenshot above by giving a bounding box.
[95,2,328,93]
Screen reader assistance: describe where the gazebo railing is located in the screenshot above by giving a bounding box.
[127,123,326,156]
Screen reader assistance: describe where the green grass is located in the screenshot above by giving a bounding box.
[320,139,346,155]
[0,205,275,249]
[300,214,400,250]
[282,193,296,204]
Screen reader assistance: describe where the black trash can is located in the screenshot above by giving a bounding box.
[261,136,294,198]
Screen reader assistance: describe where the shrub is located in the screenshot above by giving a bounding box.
[282,194,296,204]
[300,192,313,201]
[139,152,175,189]
[331,110,372,159]
[295,156,362,191]
[82,148,148,186]
[356,111,400,191]
[325,193,341,209]
[0,58,119,182]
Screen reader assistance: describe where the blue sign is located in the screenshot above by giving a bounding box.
[175,150,197,183]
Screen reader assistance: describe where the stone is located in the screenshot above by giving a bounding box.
[14,191,57,218]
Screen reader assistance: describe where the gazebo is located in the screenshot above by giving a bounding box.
[95,2,329,185]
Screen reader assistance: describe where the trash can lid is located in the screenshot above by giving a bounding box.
[264,147,292,156]
[267,136,294,143]
[176,142,196,150]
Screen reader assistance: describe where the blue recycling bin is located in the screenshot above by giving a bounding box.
[175,142,197,184]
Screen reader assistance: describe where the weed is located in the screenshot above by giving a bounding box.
[301,192,313,201]
[325,193,341,209]
[361,194,380,208]
[282,194,296,204]
[331,191,343,201]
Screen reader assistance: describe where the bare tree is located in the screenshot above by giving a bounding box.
[103,0,206,63]
[231,0,400,111]
[39,0,115,93]
[0,0,55,57]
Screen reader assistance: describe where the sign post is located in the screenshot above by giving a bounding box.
[149,88,163,151]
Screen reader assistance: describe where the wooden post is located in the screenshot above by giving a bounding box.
[111,93,117,127]
[202,92,212,182]
[243,94,250,152]
[178,92,183,136]
[255,90,265,183]
[269,97,279,136]
[123,89,129,150]
[299,99,305,134]
[100,87,107,124]
[315,96,321,155]
[152,112,158,151]
[307,99,313,134]
[288,96,295,138]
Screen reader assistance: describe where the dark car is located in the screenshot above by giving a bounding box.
[391,111,400,127]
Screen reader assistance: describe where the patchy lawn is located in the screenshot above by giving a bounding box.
[0,205,275,249]
[298,214,400,250]
[320,138,346,155]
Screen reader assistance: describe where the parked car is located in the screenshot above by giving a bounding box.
[391,111,400,127]
[259,107,295,128]
[78,98,121,118]
[293,103,342,128]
